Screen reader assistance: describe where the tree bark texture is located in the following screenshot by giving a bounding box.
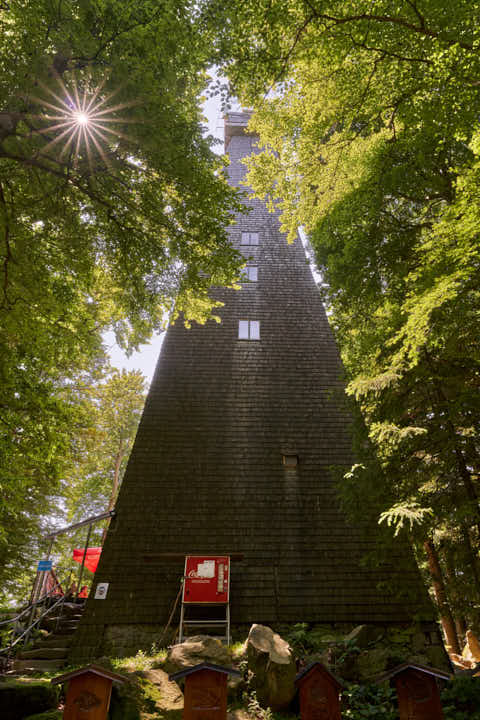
[424,538,460,655]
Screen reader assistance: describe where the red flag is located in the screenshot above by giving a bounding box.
[72,547,102,573]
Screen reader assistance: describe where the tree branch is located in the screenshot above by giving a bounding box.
[310,8,473,51]
[0,179,13,310]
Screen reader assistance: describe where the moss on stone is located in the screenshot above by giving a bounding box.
[23,711,62,720]
[0,678,59,720]
[108,668,183,720]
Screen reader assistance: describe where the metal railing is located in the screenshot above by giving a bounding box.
[0,509,115,670]
[41,509,114,601]
[0,573,72,660]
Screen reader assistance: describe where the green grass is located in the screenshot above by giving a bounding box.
[112,647,168,673]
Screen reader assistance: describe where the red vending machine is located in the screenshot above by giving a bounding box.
[183,556,230,603]
[179,556,230,643]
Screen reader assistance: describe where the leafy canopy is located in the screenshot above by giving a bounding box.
[209,0,480,629]
[0,0,245,599]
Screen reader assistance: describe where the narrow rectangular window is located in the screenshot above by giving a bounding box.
[238,320,250,339]
[238,320,260,340]
[249,320,260,340]
[242,266,258,282]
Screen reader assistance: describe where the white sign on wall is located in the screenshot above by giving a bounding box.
[94,582,109,599]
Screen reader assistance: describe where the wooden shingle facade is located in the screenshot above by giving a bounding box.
[71,112,431,660]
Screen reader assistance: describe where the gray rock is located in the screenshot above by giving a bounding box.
[12,659,65,672]
[18,648,68,660]
[165,635,232,673]
[246,624,296,711]
[344,625,384,649]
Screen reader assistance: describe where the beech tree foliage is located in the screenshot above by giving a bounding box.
[210,0,480,643]
[65,369,146,523]
[0,0,243,598]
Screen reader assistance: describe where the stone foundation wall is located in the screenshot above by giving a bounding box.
[70,623,172,663]
[70,619,451,676]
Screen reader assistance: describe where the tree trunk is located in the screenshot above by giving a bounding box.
[424,538,460,654]
[460,527,480,631]
[443,544,468,648]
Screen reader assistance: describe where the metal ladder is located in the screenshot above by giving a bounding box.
[178,602,230,644]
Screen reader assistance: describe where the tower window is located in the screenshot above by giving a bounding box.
[241,232,259,246]
[242,266,258,282]
[282,454,299,467]
[238,320,260,340]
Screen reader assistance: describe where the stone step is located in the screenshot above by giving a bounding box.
[12,658,66,672]
[56,622,80,633]
[34,634,73,648]
[46,613,82,622]
[18,647,69,660]
[60,602,85,615]
[43,616,80,628]
[43,621,79,634]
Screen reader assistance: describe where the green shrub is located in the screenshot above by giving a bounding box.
[442,675,480,720]
[342,683,397,719]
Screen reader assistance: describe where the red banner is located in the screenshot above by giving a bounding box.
[72,547,102,573]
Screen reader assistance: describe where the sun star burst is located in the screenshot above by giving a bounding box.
[30,74,136,172]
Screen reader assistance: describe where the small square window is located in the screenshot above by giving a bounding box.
[282,454,299,467]
[238,320,260,340]
[241,232,259,246]
[242,266,258,282]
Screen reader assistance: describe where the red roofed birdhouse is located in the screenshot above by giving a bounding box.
[169,662,241,720]
[376,662,451,720]
[295,661,343,720]
[51,663,126,720]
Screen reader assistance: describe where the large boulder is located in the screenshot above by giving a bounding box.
[246,624,296,711]
[344,624,384,649]
[165,635,232,674]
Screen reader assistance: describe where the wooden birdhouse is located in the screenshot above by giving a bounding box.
[169,662,241,720]
[376,662,451,720]
[295,661,343,720]
[51,663,127,720]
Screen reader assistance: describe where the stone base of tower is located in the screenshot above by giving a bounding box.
[70,622,167,662]
[69,619,451,676]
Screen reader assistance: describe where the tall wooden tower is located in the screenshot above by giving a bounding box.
[72,112,431,660]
